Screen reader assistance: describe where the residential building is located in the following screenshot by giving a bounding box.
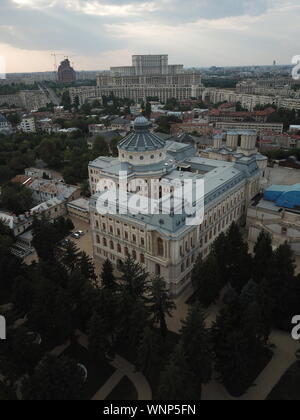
[19,116,36,133]
[67,198,90,223]
[171,121,213,136]
[89,116,262,297]
[69,86,103,106]
[28,179,81,204]
[0,113,12,134]
[0,90,49,111]
[215,121,284,134]
[202,88,300,111]
[110,117,131,132]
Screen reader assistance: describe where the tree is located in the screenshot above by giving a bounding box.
[192,254,222,307]
[61,91,72,111]
[212,295,270,396]
[253,231,273,284]
[0,165,13,183]
[74,95,80,110]
[101,259,117,290]
[78,252,97,285]
[22,355,85,400]
[11,327,43,376]
[11,275,34,315]
[1,182,33,215]
[136,327,161,378]
[88,311,114,363]
[148,276,176,338]
[93,136,109,156]
[180,305,212,386]
[158,343,200,400]
[267,242,297,330]
[119,257,150,300]
[144,102,152,118]
[226,223,252,292]
[32,215,61,261]
[29,277,73,345]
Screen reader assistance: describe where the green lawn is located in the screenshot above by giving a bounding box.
[267,361,300,400]
[106,376,138,401]
[62,342,115,400]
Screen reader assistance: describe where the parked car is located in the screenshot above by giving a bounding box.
[71,233,81,239]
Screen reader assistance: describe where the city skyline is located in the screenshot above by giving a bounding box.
[0,0,300,73]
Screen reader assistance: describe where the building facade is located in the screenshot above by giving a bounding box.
[0,113,12,134]
[89,116,262,297]
[58,59,76,83]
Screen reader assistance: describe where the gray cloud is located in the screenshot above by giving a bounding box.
[0,0,298,69]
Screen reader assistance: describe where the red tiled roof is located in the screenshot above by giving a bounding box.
[11,175,33,186]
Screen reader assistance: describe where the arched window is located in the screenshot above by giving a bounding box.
[103,238,107,247]
[132,250,137,260]
[140,254,145,264]
[110,241,114,250]
[157,238,164,257]
[125,247,129,257]
[117,244,121,253]
[96,235,100,244]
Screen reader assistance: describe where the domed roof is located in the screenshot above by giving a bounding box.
[118,116,165,152]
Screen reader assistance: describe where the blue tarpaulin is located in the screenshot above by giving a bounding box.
[264,184,300,209]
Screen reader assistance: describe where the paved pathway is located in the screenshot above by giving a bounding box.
[77,331,152,401]
[92,370,124,400]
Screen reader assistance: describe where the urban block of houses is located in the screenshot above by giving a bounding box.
[28,179,81,204]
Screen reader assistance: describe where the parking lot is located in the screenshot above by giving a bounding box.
[68,217,104,278]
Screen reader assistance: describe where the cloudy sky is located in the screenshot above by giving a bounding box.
[0,0,299,72]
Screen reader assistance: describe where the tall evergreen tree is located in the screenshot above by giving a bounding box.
[192,254,222,307]
[22,355,85,400]
[180,305,212,386]
[253,231,274,284]
[226,223,252,292]
[136,327,161,378]
[88,311,115,363]
[158,343,200,400]
[119,257,150,300]
[101,259,117,290]
[148,276,176,338]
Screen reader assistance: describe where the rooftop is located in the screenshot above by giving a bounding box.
[118,116,165,152]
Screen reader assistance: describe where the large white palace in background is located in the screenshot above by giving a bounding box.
[89,116,264,297]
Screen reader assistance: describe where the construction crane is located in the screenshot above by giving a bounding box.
[64,55,77,68]
[51,52,65,73]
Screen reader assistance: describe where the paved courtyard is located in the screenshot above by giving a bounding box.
[69,217,104,278]
[266,166,300,186]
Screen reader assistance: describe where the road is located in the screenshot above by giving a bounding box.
[39,82,60,106]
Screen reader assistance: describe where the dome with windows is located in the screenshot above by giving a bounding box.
[118,116,166,165]
[118,116,165,152]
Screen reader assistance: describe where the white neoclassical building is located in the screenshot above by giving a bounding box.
[89,116,262,297]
